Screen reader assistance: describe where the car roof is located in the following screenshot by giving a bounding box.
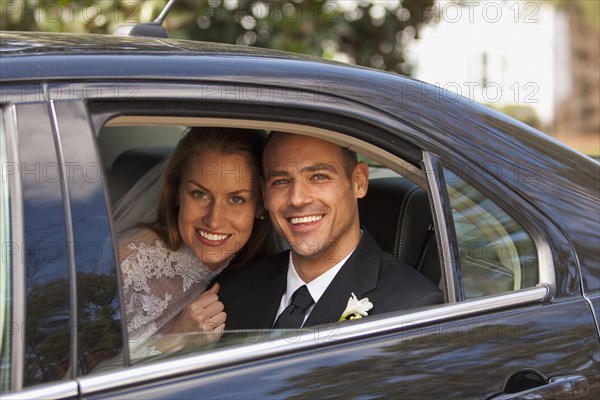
[0,31,324,59]
[0,31,350,81]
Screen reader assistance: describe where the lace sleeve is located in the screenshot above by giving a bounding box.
[118,229,168,358]
[117,228,223,360]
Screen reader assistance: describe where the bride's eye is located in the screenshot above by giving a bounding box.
[230,195,245,204]
[191,190,207,200]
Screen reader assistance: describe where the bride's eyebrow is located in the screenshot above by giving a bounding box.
[228,189,253,196]
[187,180,253,196]
[186,180,212,194]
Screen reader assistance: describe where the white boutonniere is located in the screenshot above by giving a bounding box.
[339,292,373,321]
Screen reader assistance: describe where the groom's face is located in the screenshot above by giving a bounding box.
[262,133,368,267]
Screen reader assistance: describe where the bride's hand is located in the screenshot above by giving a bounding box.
[170,283,226,334]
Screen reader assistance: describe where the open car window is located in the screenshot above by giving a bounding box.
[97,119,441,363]
[93,114,549,372]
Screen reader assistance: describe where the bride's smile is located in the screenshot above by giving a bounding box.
[196,228,232,244]
[178,150,261,270]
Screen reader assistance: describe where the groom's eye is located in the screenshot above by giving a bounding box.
[271,178,289,186]
[313,173,329,181]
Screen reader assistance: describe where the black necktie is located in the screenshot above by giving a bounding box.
[273,285,314,329]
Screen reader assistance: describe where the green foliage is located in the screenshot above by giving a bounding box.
[546,0,600,29]
[1,0,437,75]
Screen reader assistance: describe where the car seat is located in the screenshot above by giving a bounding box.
[358,177,441,285]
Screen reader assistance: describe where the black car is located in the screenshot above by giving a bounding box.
[1,31,598,399]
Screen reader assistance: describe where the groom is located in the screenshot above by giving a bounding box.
[216,132,443,329]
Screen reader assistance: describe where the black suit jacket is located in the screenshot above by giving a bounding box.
[216,230,444,329]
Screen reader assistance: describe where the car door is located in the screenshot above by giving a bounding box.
[2,78,598,399]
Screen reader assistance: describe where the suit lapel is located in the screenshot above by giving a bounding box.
[245,251,289,328]
[305,231,382,326]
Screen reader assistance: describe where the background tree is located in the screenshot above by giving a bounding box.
[1,0,437,76]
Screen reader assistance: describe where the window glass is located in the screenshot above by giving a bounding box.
[0,111,12,392]
[443,167,538,299]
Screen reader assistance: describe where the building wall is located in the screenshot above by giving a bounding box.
[554,2,600,137]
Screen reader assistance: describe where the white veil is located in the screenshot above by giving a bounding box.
[112,157,170,234]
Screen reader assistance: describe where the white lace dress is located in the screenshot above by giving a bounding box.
[118,228,225,360]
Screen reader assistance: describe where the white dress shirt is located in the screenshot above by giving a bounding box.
[274,250,354,327]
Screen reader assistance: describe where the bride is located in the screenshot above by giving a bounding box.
[113,127,279,359]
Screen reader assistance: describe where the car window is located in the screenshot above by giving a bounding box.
[0,111,11,392]
[97,120,439,363]
[443,167,539,299]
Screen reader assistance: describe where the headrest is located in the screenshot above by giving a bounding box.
[108,146,173,205]
[358,177,433,268]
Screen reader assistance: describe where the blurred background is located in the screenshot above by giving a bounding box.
[1,0,598,157]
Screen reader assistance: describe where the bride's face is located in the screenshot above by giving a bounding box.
[177,150,260,270]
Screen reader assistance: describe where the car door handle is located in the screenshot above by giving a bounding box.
[489,374,589,400]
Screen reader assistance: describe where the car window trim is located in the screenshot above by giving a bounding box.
[1,381,79,400]
[47,98,79,380]
[2,104,25,392]
[0,109,9,393]
[78,286,550,396]
[422,151,460,303]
